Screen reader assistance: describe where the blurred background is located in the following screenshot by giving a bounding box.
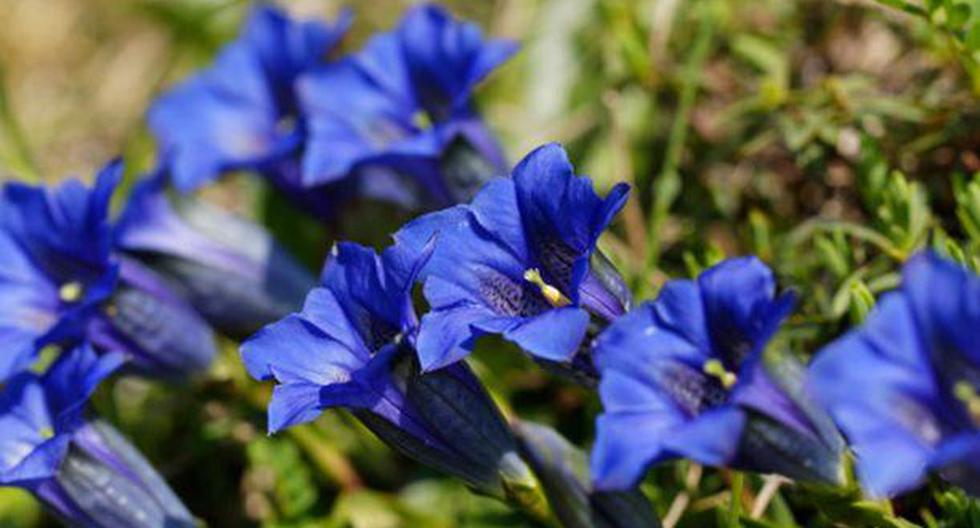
[1,0,979,526]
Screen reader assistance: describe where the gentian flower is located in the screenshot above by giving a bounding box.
[394,143,631,378]
[241,242,538,499]
[0,163,215,379]
[115,168,315,339]
[0,344,196,527]
[514,421,661,528]
[809,252,980,497]
[298,4,515,209]
[148,4,351,217]
[590,257,844,490]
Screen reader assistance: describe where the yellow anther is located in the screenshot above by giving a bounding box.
[954,381,980,425]
[412,110,432,130]
[703,359,738,390]
[59,282,83,303]
[523,268,571,308]
[39,427,55,440]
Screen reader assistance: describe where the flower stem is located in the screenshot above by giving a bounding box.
[729,472,744,527]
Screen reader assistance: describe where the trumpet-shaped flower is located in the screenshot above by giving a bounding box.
[298,4,515,208]
[241,242,534,497]
[115,168,315,338]
[148,4,350,211]
[0,164,215,380]
[395,143,631,374]
[0,344,196,527]
[809,252,980,497]
[590,257,843,490]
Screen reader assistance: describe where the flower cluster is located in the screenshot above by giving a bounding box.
[151,2,514,217]
[2,2,978,526]
[0,156,314,525]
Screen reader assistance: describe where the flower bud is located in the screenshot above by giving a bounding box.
[87,258,216,378]
[47,421,196,528]
[116,174,315,339]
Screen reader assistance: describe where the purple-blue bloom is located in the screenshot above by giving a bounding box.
[115,168,315,338]
[0,164,215,380]
[590,257,843,490]
[0,344,195,527]
[808,252,980,497]
[394,143,631,375]
[241,241,533,496]
[148,4,350,215]
[298,4,515,208]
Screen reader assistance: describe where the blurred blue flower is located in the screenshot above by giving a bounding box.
[242,241,534,497]
[0,344,196,527]
[395,143,631,375]
[590,257,843,490]
[298,4,515,208]
[148,4,351,215]
[809,252,980,497]
[115,168,315,338]
[0,164,215,380]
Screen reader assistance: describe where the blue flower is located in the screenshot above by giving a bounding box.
[0,344,196,527]
[809,252,980,497]
[394,143,631,375]
[148,4,350,203]
[590,257,843,490]
[0,164,216,380]
[298,4,515,208]
[115,167,315,338]
[241,241,534,497]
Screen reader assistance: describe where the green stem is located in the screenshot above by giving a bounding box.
[729,472,744,527]
[644,0,717,291]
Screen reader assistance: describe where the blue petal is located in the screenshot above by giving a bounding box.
[931,432,980,495]
[0,374,60,482]
[242,5,351,91]
[324,242,406,339]
[241,314,367,385]
[298,32,417,186]
[661,406,745,466]
[267,381,371,434]
[397,4,516,113]
[399,206,531,313]
[698,256,794,364]
[501,307,589,363]
[808,293,940,497]
[512,143,629,300]
[0,231,57,381]
[594,283,711,372]
[150,6,349,191]
[393,206,471,283]
[44,344,124,429]
[149,72,279,192]
[415,303,499,372]
[1,164,119,285]
[590,368,686,490]
[902,252,980,370]
[468,178,528,262]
